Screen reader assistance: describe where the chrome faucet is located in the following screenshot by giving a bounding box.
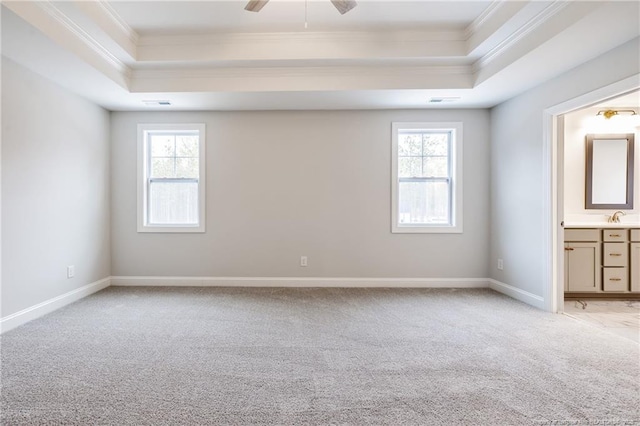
[608,211,626,223]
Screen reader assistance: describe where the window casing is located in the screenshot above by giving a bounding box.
[391,122,463,233]
[137,124,206,233]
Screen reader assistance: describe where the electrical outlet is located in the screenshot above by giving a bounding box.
[497,259,504,271]
[67,265,75,278]
[300,256,308,267]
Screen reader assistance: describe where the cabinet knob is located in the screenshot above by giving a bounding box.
[609,234,621,237]
[564,247,574,251]
[609,253,622,257]
[610,278,622,282]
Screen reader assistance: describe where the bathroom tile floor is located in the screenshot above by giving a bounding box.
[563,300,640,343]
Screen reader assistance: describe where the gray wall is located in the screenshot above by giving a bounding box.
[490,37,640,296]
[1,58,111,317]
[111,109,490,278]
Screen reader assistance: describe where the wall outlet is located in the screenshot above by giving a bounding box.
[300,256,308,267]
[497,259,504,271]
[67,265,75,278]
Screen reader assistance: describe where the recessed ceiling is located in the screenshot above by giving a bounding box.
[2,1,639,111]
[109,0,492,34]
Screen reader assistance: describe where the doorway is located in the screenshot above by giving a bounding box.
[544,75,640,315]
[545,77,639,341]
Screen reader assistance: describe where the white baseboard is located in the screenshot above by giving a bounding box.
[111,276,491,288]
[0,277,111,334]
[489,279,545,310]
[1,277,543,334]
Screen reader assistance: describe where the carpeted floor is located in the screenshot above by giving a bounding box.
[1,287,639,425]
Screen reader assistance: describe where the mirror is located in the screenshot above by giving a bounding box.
[585,133,634,209]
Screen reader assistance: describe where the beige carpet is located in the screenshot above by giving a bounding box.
[1,287,639,425]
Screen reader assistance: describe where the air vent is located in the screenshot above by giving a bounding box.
[143,100,172,106]
[428,97,460,104]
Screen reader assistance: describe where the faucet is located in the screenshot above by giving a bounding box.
[608,211,626,223]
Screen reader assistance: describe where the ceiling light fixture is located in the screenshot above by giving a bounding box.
[596,109,637,119]
[245,0,357,15]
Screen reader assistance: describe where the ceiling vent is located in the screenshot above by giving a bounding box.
[143,100,172,106]
[428,97,460,104]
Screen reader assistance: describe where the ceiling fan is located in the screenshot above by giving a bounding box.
[245,0,357,15]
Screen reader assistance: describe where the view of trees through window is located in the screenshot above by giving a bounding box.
[397,131,451,225]
[147,131,200,225]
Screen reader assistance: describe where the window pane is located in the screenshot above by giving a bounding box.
[152,158,175,178]
[398,181,449,224]
[151,135,175,157]
[398,133,422,156]
[423,157,448,177]
[176,158,199,178]
[149,181,198,225]
[423,134,449,155]
[151,158,175,178]
[398,157,422,177]
[176,135,199,157]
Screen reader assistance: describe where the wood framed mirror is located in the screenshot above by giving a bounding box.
[585,133,634,209]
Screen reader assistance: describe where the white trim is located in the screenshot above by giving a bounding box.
[35,1,129,75]
[464,0,504,40]
[391,122,463,234]
[96,0,139,45]
[488,279,546,310]
[542,74,640,313]
[111,276,489,288]
[0,277,111,334]
[472,1,570,73]
[137,123,206,233]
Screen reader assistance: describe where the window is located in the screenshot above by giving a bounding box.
[391,122,462,233]
[137,124,205,232]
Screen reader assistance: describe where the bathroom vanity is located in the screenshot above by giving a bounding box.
[564,225,640,296]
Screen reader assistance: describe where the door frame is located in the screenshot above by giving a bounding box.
[542,74,640,313]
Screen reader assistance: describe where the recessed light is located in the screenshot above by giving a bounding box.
[143,100,172,106]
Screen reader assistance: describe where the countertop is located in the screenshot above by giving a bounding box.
[564,222,640,229]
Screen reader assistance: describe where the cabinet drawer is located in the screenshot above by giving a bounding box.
[603,268,628,292]
[603,229,628,242]
[565,229,599,242]
[631,229,640,242]
[603,243,628,267]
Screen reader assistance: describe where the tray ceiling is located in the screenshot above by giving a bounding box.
[2,0,639,111]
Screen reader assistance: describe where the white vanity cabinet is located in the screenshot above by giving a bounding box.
[565,227,640,295]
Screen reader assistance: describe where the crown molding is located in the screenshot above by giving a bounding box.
[96,1,139,45]
[137,29,467,63]
[37,1,130,75]
[138,29,465,46]
[472,1,570,73]
[74,0,139,59]
[130,65,473,93]
[4,0,132,87]
[463,0,504,41]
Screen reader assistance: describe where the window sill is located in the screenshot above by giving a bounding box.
[137,225,205,233]
[392,224,463,234]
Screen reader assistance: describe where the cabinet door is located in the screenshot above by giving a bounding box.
[565,242,600,292]
[632,243,640,292]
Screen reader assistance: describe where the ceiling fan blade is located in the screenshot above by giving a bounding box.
[245,0,270,12]
[330,0,357,14]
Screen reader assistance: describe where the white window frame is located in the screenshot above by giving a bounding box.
[391,122,463,234]
[137,123,206,233]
